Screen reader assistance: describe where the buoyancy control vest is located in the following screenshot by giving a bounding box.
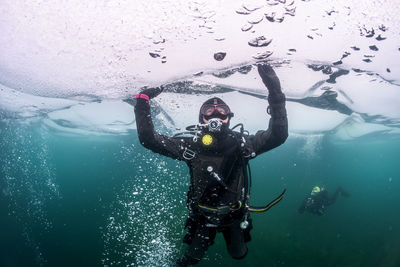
[174,123,286,224]
[174,123,254,213]
[187,134,247,208]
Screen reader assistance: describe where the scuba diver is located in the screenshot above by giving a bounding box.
[298,186,350,216]
[134,64,288,266]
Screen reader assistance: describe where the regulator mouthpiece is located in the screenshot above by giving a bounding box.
[207,118,222,132]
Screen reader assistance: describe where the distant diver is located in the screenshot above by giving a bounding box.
[134,64,288,266]
[298,186,350,216]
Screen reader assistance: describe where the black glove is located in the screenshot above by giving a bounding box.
[139,86,164,100]
[257,64,284,103]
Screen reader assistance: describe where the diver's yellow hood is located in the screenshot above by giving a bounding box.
[311,186,321,195]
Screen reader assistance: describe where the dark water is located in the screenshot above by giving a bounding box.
[1,119,399,267]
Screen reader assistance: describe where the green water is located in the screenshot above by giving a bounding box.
[1,120,399,267]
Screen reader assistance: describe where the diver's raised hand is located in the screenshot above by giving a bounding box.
[257,64,284,103]
[257,64,281,94]
[138,86,164,100]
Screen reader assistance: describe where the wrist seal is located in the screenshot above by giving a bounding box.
[135,93,150,102]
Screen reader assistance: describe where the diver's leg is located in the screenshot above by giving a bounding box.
[326,187,350,206]
[177,224,216,266]
[327,186,350,205]
[222,220,249,260]
[182,217,197,245]
[326,188,340,205]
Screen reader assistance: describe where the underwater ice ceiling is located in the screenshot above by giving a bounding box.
[1,0,399,98]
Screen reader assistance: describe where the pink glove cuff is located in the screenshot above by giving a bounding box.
[135,93,150,101]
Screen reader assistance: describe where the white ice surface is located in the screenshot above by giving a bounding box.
[37,91,349,138]
[0,83,78,117]
[329,113,400,141]
[1,0,399,97]
[39,91,399,140]
[43,100,135,135]
[1,0,400,139]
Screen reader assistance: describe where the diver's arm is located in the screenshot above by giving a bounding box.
[134,88,183,160]
[249,64,288,154]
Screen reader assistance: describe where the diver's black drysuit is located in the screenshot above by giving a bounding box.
[134,67,288,265]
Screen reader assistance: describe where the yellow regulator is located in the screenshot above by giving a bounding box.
[202,134,214,146]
